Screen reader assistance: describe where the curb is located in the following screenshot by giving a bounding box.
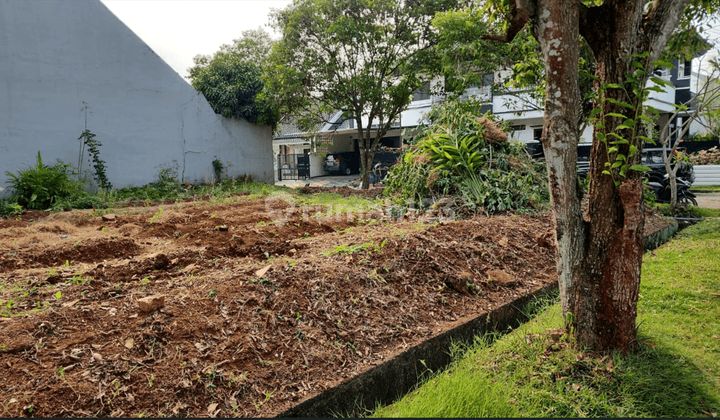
[279,225,680,418]
[643,220,679,251]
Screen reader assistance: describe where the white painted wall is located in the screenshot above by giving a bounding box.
[0,0,273,193]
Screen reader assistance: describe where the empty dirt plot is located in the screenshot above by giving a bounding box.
[0,191,671,417]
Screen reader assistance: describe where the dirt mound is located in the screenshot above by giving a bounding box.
[0,195,673,417]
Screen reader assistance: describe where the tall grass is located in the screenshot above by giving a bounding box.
[374,219,720,418]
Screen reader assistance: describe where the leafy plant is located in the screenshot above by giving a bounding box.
[189,28,277,127]
[385,98,548,213]
[5,152,86,210]
[78,129,113,191]
[685,133,717,142]
[0,200,23,217]
[212,157,224,173]
[587,52,661,185]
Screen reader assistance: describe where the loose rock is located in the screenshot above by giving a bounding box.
[255,265,272,278]
[137,294,165,312]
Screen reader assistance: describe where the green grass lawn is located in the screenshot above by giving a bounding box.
[654,203,720,218]
[691,185,720,193]
[374,219,720,418]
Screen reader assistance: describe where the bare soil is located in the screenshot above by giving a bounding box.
[0,190,673,417]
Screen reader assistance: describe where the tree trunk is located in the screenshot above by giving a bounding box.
[358,125,389,190]
[578,3,648,353]
[535,0,586,321]
[487,0,690,354]
[360,144,372,189]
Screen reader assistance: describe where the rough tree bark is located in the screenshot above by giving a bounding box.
[485,0,690,353]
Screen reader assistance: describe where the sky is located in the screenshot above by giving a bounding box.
[100,0,293,81]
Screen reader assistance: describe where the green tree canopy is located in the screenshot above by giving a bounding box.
[188,28,278,128]
[432,5,599,134]
[266,0,464,188]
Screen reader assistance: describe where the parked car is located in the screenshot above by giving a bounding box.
[576,147,695,184]
[323,152,359,175]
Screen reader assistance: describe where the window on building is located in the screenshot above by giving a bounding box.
[482,73,494,87]
[413,81,431,101]
[678,59,692,79]
[679,116,690,140]
[653,67,671,77]
[533,128,543,141]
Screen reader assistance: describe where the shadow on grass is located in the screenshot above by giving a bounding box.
[613,334,719,417]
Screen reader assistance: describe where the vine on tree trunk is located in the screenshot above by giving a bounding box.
[588,52,675,185]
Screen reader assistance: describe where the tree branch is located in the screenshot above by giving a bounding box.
[482,0,535,43]
[643,0,692,62]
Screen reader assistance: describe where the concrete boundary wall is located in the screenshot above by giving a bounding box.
[0,0,273,193]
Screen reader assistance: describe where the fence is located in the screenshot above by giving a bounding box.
[693,165,720,186]
[277,154,310,181]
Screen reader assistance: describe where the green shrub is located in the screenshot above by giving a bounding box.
[115,162,182,202]
[4,152,86,210]
[684,133,718,142]
[385,99,549,214]
[0,199,23,217]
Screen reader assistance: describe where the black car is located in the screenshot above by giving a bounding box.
[323,152,360,175]
[576,147,695,184]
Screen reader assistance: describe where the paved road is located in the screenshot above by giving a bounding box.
[275,175,359,189]
[695,192,720,209]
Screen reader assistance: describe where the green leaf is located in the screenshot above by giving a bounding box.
[607,112,627,119]
[55,291,62,299]
[611,161,623,168]
[629,145,638,157]
[629,164,651,172]
[602,170,612,176]
[650,77,674,87]
[606,98,635,110]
